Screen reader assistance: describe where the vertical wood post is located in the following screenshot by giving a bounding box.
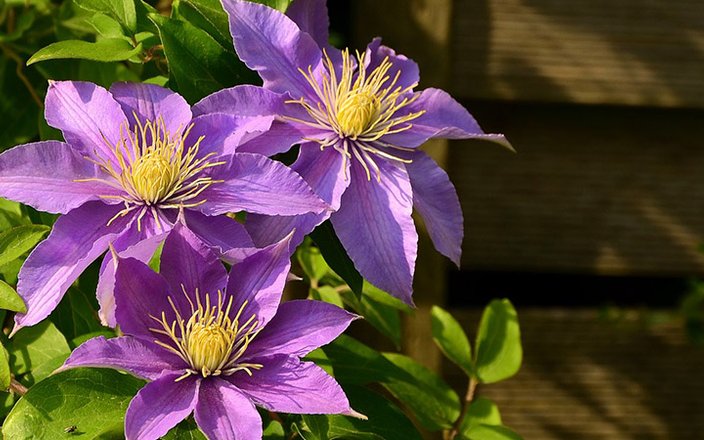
[353,0,454,371]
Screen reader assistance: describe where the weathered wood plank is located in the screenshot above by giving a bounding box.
[452,103,704,274]
[452,0,704,107]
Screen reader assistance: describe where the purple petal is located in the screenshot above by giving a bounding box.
[193,85,309,157]
[233,355,353,415]
[160,223,228,301]
[0,141,117,214]
[125,373,199,440]
[61,336,180,380]
[365,38,420,92]
[286,0,330,49]
[44,81,127,163]
[109,82,192,136]
[197,153,328,216]
[96,230,168,327]
[114,256,176,340]
[406,152,463,265]
[194,378,262,440]
[331,159,417,305]
[244,143,349,247]
[182,210,254,257]
[187,113,274,158]
[221,0,322,98]
[381,88,511,149]
[13,202,132,332]
[247,300,357,359]
[226,235,291,327]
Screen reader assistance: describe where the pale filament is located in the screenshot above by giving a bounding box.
[149,286,262,382]
[286,48,425,182]
[76,115,225,231]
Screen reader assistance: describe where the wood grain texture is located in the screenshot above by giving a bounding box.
[451,0,704,107]
[452,103,704,275]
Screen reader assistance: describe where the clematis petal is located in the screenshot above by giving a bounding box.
[13,202,132,332]
[365,38,420,92]
[381,88,511,149]
[194,378,262,440]
[114,256,176,340]
[0,141,117,214]
[125,373,199,440]
[192,85,307,157]
[61,336,180,380]
[286,0,330,49]
[221,0,322,98]
[197,153,328,217]
[247,300,357,359]
[226,235,291,327]
[182,210,254,258]
[186,113,268,158]
[406,151,463,265]
[160,223,228,303]
[44,81,127,163]
[109,82,192,136]
[96,229,168,327]
[331,159,417,305]
[233,355,353,415]
[245,143,350,247]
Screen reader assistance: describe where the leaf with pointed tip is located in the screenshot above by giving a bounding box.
[27,39,142,65]
[0,280,25,313]
[474,299,522,384]
[431,306,473,375]
[0,224,48,267]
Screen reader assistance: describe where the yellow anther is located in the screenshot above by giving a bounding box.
[337,92,381,138]
[77,115,225,230]
[149,288,262,380]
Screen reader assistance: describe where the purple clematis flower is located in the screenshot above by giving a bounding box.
[195,0,512,305]
[62,224,360,440]
[0,80,328,332]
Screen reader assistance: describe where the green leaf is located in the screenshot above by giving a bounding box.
[0,57,39,150]
[0,343,10,391]
[85,13,127,39]
[460,398,502,434]
[297,240,329,282]
[301,414,330,440]
[0,280,25,313]
[263,419,285,439]
[178,0,233,50]
[27,38,142,65]
[163,418,207,440]
[310,286,345,309]
[0,198,27,230]
[9,321,71,383]
[474,299,522,384]
[252,0,293,12]
[382,353,460,431]
[52,286,104,342]
[73,0,137,34]
[0,224,49,267]
[343,289,402,348]
[149,14,257,103]
[325,386,422,440]
[0,9,35,42]
[310,221,363,295]
[3,368,145,439]
[317,335,398,385]
[431,306,473,375]
[463,424,523,440]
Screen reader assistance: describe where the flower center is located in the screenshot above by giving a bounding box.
[336,92,381,138]
[150,289,262,381]
[287,49,425,181]
[77,116,225,230]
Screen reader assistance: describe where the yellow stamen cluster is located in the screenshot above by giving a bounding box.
[287,49,425,181]
[78,116,225,230]
[150,288,262,381]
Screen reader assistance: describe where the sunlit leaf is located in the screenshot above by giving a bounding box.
[474,299,522,384]
[27,39,142,65]
[0,280,25,313]
[0,224,49,267]
[431,305,473,375]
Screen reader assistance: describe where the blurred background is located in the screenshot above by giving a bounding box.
[338,0,704,438]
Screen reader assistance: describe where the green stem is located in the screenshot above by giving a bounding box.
[448,377,478,440]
